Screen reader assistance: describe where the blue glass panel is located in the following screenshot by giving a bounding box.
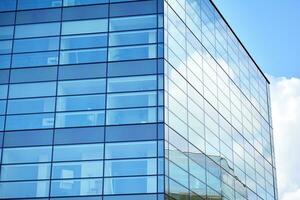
[106,124,157,142]
[58,79,105,95]
[4,129,53,147]
[51,178,102,196]
[0,85,8,99]
[105,158,156,176]
[0,116,4,131]
[110,0,156,17]
[103,194,157,200]
[110,15,157,31]
[55,110,105,128]
[55,127,104,144]
[10,67,57,83]
[14,37,59,53]
[2,146,52,164]
[0,100,6,115]
[61,33,107,50]
[108,75,156,92]
[9,82,57,98]
[63,4,108,20]
[0,181,49,198]
[52,161,103,179]
[12,51,59,68]
[109,29,156,46]
[15,23,60,38]
[64,0,108,6]
[108,44,156,61]
[18,0,62,10]
[59,63,106,80]
[0,55,11,69]
[0,40,12,54]
[53,143,103,161]
[60,48,107,64]
[106,107,156,125]
[0,12,15,26]
[107,91,156,109]
[0,0,16,12]
[16,8,61,24]
[105,141,157,159]
[7,97,55,114]
[104,176,156,194]
[0,26,14,40]
[0,69,9,84]
[62,19,108,35]
[1,163,51,181]
[57,94,105,111]
[5,113,55,130]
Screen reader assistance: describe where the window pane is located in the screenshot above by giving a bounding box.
[52,161,103,179]
[0,12,15,26]
[63,4,108,20]
[106,107,156,125]
[0,26,14,40]
[62,19,108,35]
[59,63,106,80]
[16,8,61,24]
[103,194,157,200]
[109,29,156,46]
[12,51,59,68]
[9,82,57,98]
[0,181,49,199]
[0,0,16,12]
[5,113,55,131]
[51,178,102,196]
[15,23,60,38]
[0,100,6,115]
[53,143,103,161]
[107,91,156,109]
[18,0,62,10]
[0,85,8,99]
[110,15,157,31]
[10,67,57,83]
[55,110,105,128]
[1,163,51,181]
[104,176,156,195]
[64,0,108,6]
[0,55,11,69]
[14,37,59,53]
[105,141,157,159]
[0,40,12,54]
[61,33,107,50]
[7,97,55,114]
[105,158,156,177]
[58,79,105,95]
[2,146,52,164]
[108,75,156,92]
[57,94,105,111]
[60,48,107,65]
[109,44,156,61]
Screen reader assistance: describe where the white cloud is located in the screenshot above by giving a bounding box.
[269,76,300,200]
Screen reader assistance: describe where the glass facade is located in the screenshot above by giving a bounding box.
[0,0,277,200]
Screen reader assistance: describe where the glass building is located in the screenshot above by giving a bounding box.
[0,0,277,200]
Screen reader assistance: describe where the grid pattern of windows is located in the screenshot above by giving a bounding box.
[0,0,277,200]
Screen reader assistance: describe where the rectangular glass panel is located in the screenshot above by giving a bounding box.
[0,40,12,54]
[108,44,156,61]
[62,19,108,35]
[18,0,62,10]
[64,0,108,6]
[61,33,107,50]
[60,48,107,64]
[12,51,59,68]
[7,97,55,114]
[57,94,105,111]
[0,26,14,40]
[9,82,57,98]
[109,15,156,31]
[109,29,156,46]
[15,23,60,38]
[58,79,105,95]
[14,37,59,53]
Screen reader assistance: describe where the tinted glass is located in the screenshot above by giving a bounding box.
[18,0,62,10]
[62,19,108,35]
[58,79,105,95]
[14,37,59,53]
[57,94,105,111]
[15,23,60,38]
[9,82,57,98]
[7,97,55,114]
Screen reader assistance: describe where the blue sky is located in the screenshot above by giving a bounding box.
[213,0,300,78]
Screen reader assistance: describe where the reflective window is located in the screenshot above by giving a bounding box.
[0,12,15,26]
[64,0,108,6]
[2,146,52,164]
[62,19,108,35]
[0,26,14,40]
[5,113,55,130]
[110,0,156,17]
[109,29,156,46]
[14,37,59,53]
[58,79,105,95]
[107,91,156,109]
[110,15,157,31]
[0,85,8,99]
[15,23,60,38]
[105,141,157,159]
[0,0,16,12]
[105,158,156,176]
[12,51,59,68]
[10,67,57,83]
[0,181,49,199]
[51,178,102,196]
[63,4,108,20]
[106,107,156,125]
[104,176,156,194]
[16,8,61,24]
[53,143,103,161]
[59,63,106,80]
[1,163,51,181]
[61,33,107,50]
[60,48,107,64]
[0,70,9,84]
[108,75,156,92]
[18,0,62,10]
[7,97,55,114]
[52,161,103,179]
[0,55,11,69]
[57,94,105,111]
[0,100,6,115]
[103,194,157,200]
[9,82,57,98]
[0,40,12,54]
[55,110,105,128]
[109,44,156,61]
